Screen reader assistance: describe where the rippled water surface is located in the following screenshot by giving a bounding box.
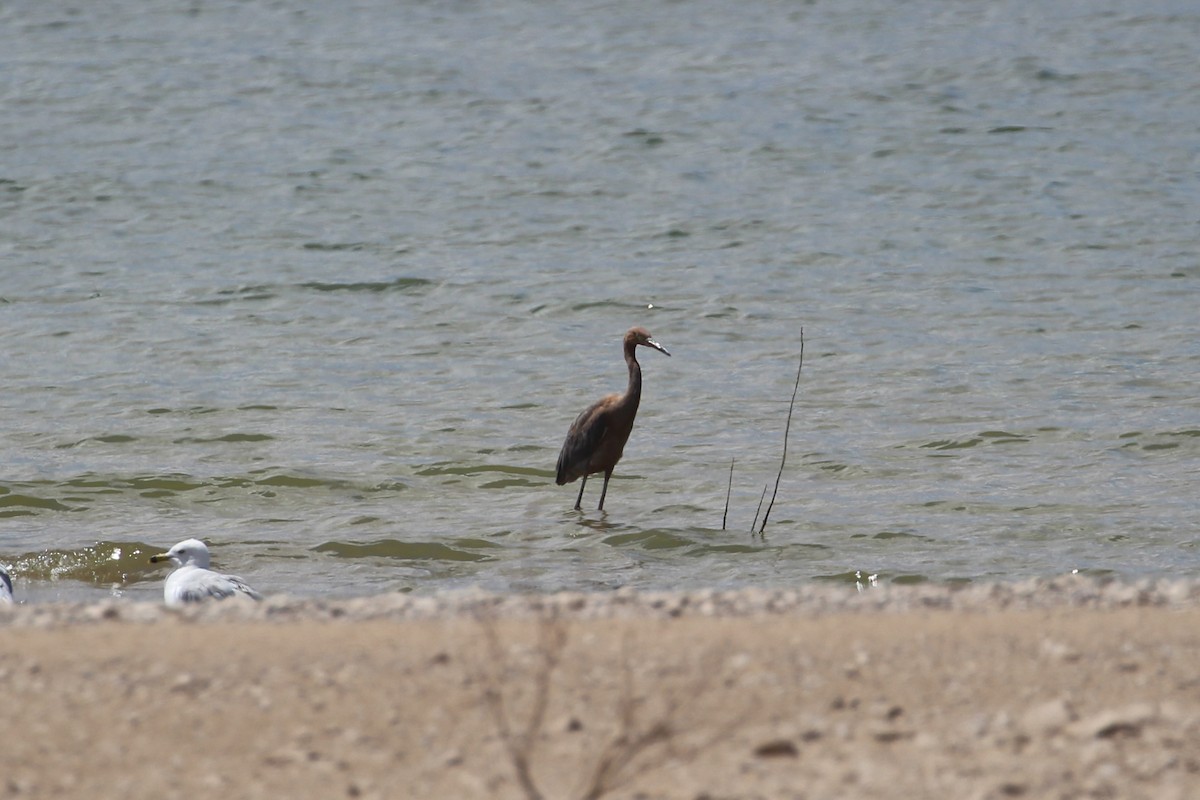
[2,0,1198,602]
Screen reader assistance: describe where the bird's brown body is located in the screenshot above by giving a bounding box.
[556,326,670,510]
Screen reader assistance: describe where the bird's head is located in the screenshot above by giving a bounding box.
[626,326,671,357]
[150,538,211,569]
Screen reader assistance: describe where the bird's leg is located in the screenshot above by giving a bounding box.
[574,475,587,510]
[597,469,612,511]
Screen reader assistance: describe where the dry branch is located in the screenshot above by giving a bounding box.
[577,642,754,800]
[472,615,759,800]
[758,327,804,535]
[475,610,568,800]
[722,457,734,531]
[750,484,767,534]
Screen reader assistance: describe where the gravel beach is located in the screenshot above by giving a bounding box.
[2,577,1198,799]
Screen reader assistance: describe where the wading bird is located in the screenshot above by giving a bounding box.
[0,565,12,605]
[150,539,263,606]
[556,326,670,510]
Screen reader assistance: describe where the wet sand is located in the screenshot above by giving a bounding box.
[2,578,1198,799]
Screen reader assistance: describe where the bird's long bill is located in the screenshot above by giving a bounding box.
[149,553,169,564]
[647,338,671,357]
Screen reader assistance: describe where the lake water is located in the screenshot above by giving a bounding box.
[2,0,1198,603]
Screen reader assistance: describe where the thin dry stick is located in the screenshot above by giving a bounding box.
[721,457,734,530]
[579,642,757,800]
[579,640,682,800]
[758,327,804,534]
[476,613,568,800]
[749,484,767,534]
[580,646,656,800]
[581,720,673,800]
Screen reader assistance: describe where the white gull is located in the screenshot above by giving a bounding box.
[150,539,263,606]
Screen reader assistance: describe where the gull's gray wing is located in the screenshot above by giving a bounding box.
[168,568,262,604]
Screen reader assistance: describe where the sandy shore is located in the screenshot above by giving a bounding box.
[2,577,1199,799]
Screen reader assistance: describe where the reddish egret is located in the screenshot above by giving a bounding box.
[555,326,670,510]
[150,539,263,605]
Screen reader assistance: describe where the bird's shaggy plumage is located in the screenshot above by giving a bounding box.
[556,326,670,510]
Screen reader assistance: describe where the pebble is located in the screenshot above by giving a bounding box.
[1019,697,1076,736]
[1069,703,1158,740]
[1,575,1199,627]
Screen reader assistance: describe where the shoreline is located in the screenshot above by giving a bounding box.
[4,577,1198,799]
[2,574,1199,627]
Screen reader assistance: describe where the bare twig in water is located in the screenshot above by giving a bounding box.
[750,484,767,534]
[758,328,804,535]
[722,457,734,530]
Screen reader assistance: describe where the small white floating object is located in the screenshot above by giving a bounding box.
[150,539,263,606]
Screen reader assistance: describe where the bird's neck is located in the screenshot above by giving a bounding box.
[621,343,643,411]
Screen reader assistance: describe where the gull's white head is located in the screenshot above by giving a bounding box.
[150,539,212,570]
